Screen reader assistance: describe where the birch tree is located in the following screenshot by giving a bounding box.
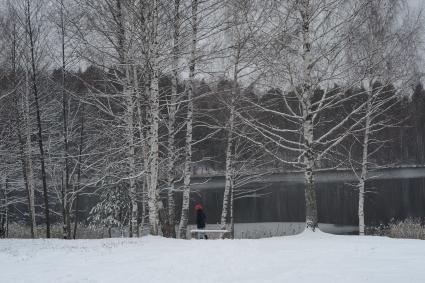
[0,5,38,238]
[218,0,267,233]
[73,0,143,237]
[178,0,199,239]
[55,0,72,239]
[346,0,421,235]
[0,176,10,238]
[145,0,161,236]
[23,70,38,238]
[118,0,139,238]
[22,0,51,238]
[240,0,370,231]
[165,0,181,238]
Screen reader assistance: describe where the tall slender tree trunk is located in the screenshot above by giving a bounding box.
[115,0,138,237]
[220,48,239,234]
[24,70,37,238]
[166,0,181,238]
[4,177,9,238]
[73,104,85,239]
[133,66,144,236]
[11,27,37,238]
[139,3,151,234]
[220,123,236,240]
[178,0,198,239]
[148,73,160,235]
[135,66,147,235]
[220,97,236,233]
[126,64,138,237]
[59,0,71,239]
[230,181,234,239]
[147,0,160,235]
[16,128,35,239]
[25,0,50,237]
[140,65,151,234]
[14,84,37,239]
[220,126,233,232]
[72,194,79,239]
[1,177,10,238]
[300,0,318,231]
[358,88,372,236]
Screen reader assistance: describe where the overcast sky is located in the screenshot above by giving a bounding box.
[409,0,423,8]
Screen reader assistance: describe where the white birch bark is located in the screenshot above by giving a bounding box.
[125,63,138,237]
[349,0,415,236]
[220,119,234,232]
[147,0,160,235]
[10,18,37,239]
[178,0,198,239]
[59,0,71,239]
[24,70,37,238]
[166,0,181,238]
[358,88,372,236]
[134,65,145,236]
[229,179,234,238]
[3,177,9,238]
[25,0,50,238]
[220,78,237,233]
[114,0,139,237]
[141,65,151,234]
[300,0,318,231]
[134,5,150,231]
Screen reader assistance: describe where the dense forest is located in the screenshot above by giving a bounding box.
[0,0,424,239]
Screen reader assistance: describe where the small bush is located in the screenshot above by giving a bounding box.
[365,223,390,236]
[388,218,425,240]
[5,223,111,239]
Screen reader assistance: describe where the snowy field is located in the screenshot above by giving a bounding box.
[1,231,424,283]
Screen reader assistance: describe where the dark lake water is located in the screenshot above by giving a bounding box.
[181,167,425,230]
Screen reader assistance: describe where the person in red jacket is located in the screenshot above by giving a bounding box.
[195,204,207,239]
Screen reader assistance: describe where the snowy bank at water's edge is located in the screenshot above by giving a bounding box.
[0,231,424,283]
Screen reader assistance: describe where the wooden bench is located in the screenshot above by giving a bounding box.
[190,229,229,239]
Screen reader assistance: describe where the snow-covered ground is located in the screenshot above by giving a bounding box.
[1,231,424,283]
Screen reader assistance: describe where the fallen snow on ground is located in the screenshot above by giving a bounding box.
[1,231,424,283]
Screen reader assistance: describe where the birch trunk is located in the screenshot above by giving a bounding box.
[230,181,234,239]
[358,88,372,236]
[178,0,198,239]
[16,130,35,238]
[4,177,9,238]
[115,0,138,237]
[135,66,148,234]
[126,65,138,237]
[59,0,71,239]
[24,70,37,238]
[220,45,239,233]
[11,27,37,238]
[220,97,235,233]
[220,128,233,231]
[25,0,50,237]
[73,104,84,239]
[147,0,160,235]
[134,66,145,235]
[1,177,9,238]
[300,0,318,231]
[148,73,159,235]
[303,96,317,231]
[166,0,180,238]
[141,59,151,233]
